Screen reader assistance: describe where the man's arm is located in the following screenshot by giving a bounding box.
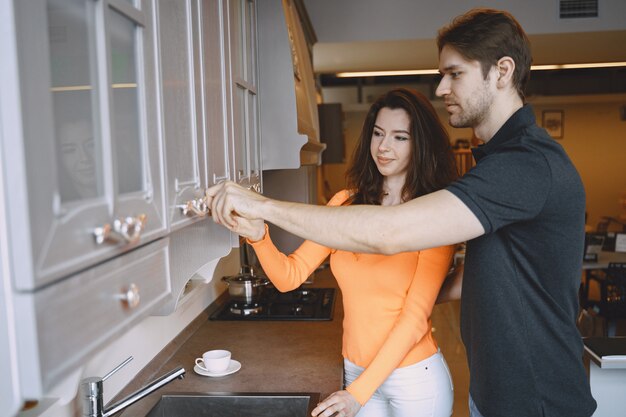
[206,181,485,254]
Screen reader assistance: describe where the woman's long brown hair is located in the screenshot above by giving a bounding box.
[346,88,458,205]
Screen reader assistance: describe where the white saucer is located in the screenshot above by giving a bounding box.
[194,359,241,377]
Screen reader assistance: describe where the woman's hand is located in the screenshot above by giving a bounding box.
[311,390,361,417]
[235,217,266,242]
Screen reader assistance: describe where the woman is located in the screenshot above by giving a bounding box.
[237,88,458,417]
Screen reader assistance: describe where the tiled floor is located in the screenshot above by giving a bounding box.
[431,301,470,417]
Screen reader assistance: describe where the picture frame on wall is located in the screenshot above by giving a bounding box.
[542,110,564,139]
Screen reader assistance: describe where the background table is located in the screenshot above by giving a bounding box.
[583,337,626,417]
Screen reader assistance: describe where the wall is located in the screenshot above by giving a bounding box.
[320,86,626,230]
[530,98,626,229]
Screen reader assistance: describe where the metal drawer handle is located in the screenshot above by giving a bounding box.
[177,197,210,217]
[116,283,141,309]
[94,214,147,245]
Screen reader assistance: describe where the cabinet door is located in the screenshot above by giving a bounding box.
[157,0,208,231]
[10,0,165,290]
[227,0,261,191]
[106,0,167,245]
[106,0,166,243]
[198,0,231,187]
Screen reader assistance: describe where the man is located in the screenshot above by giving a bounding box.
[207,8,596,417]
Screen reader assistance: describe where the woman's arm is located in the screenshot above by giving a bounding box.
[247,190,350,292]
[249,225,331,292]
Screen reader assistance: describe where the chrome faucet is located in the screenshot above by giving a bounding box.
[80,356,185,417]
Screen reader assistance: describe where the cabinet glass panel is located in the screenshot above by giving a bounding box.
[48,0,104,204]
[108,7,144,194]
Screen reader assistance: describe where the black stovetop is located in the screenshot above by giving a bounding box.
[210,287,336,321]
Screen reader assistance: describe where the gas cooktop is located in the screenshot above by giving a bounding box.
[210,287,336,321]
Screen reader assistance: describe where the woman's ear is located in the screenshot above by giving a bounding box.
[496,56,516,88]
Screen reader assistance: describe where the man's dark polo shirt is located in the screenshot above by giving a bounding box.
[447,105,596,417]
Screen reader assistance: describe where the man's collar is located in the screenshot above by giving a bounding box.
[471,104,535,161]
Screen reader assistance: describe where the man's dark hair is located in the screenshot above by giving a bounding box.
[437,8,532,100]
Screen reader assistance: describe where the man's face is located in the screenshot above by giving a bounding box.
[436,45,496,130]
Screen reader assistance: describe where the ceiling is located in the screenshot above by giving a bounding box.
[301,0,626,75]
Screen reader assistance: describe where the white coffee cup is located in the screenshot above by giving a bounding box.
[195,349,231,373]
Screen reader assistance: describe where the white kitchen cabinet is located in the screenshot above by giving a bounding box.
[153,0,232,314]
[6,0,166,291]
[14,237,172,397]
[0,190,20,417]
[200,0,232,188]
[157,0,216,231]
[0,0,266,409]
[1,0,173,403]
[226,0,262,191]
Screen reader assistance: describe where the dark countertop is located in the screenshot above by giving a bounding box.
[118,267,343,416]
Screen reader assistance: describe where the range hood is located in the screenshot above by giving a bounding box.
[257,0,325,169]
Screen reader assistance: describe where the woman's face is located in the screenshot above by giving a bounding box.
[370,107,412,180]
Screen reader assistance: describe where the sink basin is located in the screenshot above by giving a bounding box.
[145,392,320,417]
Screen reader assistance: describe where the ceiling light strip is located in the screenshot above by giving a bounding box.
[335,61,626,78]
[336,69,439,78]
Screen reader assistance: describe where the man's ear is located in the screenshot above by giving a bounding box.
[496,56,515,88]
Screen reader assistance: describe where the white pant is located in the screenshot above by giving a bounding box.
[344,351,454,417]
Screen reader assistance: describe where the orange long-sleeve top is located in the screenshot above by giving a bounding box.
[248,190,454,405]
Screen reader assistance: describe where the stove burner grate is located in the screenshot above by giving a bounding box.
[210,287,336,321]
[229,302,263,316]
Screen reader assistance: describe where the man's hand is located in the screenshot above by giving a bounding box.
[205,181,267,230]
[236,218,266,242]
[311,390,361,417]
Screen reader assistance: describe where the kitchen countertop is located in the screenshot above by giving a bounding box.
[118,267,344,416]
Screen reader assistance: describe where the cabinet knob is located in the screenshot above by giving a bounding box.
[177,197,211,217]
[116,283,140,309]
[93,214,147,245]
